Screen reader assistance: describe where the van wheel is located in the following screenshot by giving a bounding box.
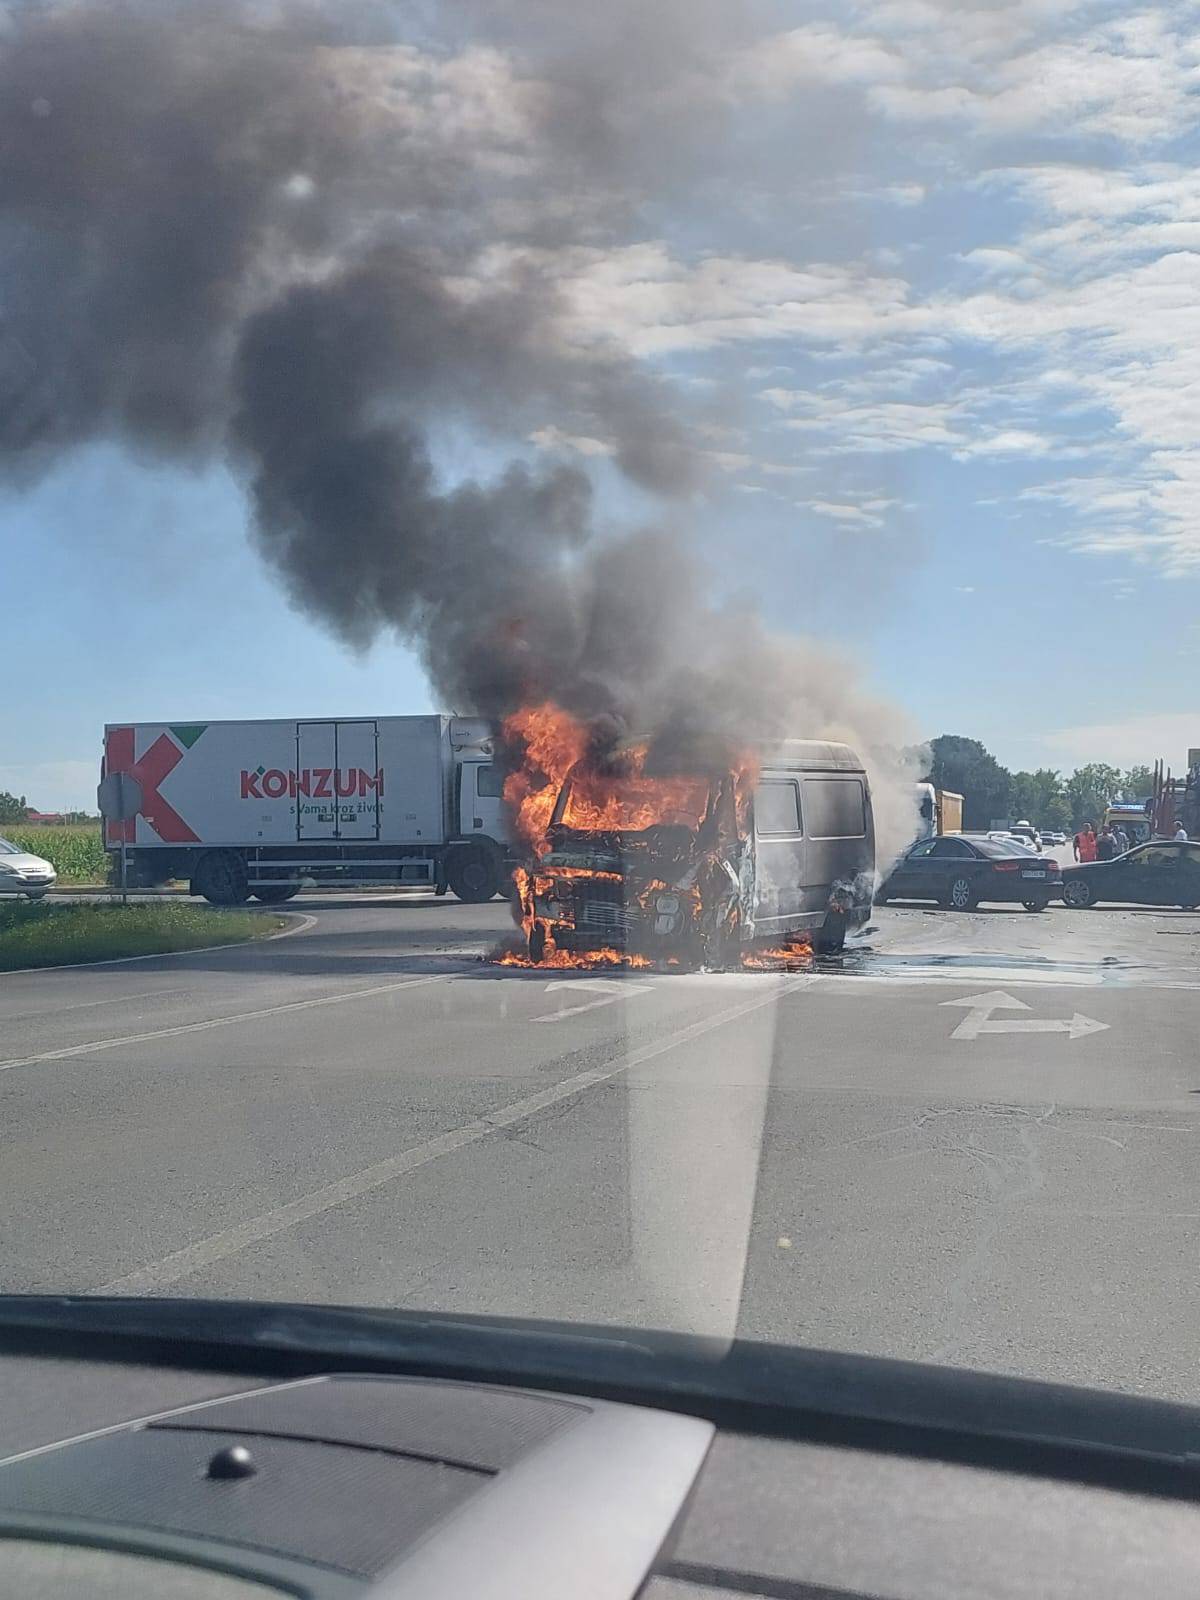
[703,914,740,971]
[815,912,847,955]
[447,847,500,903]
[943,876,978,912]
[192,851,249,906]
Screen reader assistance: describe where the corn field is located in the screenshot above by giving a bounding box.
[2,825,109,883]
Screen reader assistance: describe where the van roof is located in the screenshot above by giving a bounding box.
[760,739,864,772]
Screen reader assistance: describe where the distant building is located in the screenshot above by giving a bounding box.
[23,810,67,826]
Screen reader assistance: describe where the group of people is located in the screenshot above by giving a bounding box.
[1072,820,1190,862]
[1072,821,1126,862]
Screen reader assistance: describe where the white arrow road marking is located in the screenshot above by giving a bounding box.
[940,990,1109,1041]
[532,978,654,1022]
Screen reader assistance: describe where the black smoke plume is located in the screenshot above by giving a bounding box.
[0,0,922,851]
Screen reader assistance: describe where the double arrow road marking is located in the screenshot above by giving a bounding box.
[941,990,1109,1042]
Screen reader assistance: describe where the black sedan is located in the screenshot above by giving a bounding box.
[1061,840,1200,909]
[877,835,1062,911]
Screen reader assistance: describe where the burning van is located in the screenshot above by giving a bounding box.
[507,712,875,968]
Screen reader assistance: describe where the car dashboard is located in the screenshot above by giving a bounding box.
[0,1305,1199,1599]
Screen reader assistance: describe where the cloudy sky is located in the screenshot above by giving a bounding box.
[3,0,1199,808]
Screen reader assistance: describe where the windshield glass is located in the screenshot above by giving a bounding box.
[556,772,714,833]
[973,837,1035,858]
[2,0,1199,1417]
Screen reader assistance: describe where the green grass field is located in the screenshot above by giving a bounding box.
[0,901,286,971]
[2,823,109,883]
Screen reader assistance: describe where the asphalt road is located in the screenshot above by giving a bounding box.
[2,892,1200,1401]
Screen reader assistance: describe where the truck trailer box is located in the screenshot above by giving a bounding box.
[102,716,459,847]
[936,789,964,834]
[101,715,509,902]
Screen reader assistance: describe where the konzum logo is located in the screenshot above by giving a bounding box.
[240,767,385,800]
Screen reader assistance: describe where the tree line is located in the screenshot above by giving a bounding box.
[927,737,1152,833]
[0,792,97,826]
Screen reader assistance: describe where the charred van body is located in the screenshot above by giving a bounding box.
[515,740,874,967]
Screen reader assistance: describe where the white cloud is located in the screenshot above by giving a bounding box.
[735,6,1200,146]
[728,24,904,99]
[529,424,615,458]
[801,495,898,528]
[780,394,969,452]
[953,427,1054,459]
[516,243,925,357]
[1044,712,1200,769]
[457,9,1200,579]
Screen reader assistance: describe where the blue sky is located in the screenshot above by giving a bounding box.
[3,0,1200,810]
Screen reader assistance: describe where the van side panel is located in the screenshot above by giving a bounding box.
[751,773,812,936]
[802,774,874,927]
[752,764,875,939]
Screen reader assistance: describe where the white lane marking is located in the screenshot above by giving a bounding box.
[855,964,1103,987]
[95,974,812,1294]
[532,978,654,1022]
[942,990,1109,1041]
[0,973,446,1074]
[0,912,318,979]
[0,988,192,1023]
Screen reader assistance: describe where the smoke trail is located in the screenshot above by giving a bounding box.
[0,0,923,857]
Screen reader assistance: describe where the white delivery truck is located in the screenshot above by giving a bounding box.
[101,715,513,904]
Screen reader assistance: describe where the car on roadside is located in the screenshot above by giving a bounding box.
[1008,820,1042,852]
[0,834,57,899]
[1041,830,1066,847]
[1061,840,1200,909]
[877,833,1062,911]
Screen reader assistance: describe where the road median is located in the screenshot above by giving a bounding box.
[0,901,289,972]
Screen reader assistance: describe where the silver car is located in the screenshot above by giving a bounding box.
[0,835,57,899]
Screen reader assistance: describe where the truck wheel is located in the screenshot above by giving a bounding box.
[192,851,249,906]
[528,922,547,964]
[252,882,300,904]
[447,847,500,903]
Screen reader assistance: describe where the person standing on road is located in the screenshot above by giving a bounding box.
[1175,821,1190,842]
[1096,824,1117,862]
[1114,824,1129,855]
[1074,823,1097,863]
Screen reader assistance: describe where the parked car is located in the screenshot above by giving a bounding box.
[1009,820,1042,852]
[987,831,1036,852]
[0,835,57,899]
[877,834,1062,911]
[1041,831,1066,847]
[1061,841,1200,909]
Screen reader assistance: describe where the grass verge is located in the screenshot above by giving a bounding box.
[0,901,287,972]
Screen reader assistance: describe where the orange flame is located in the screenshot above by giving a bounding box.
[495,946,653,970]
[503,703,592,856]
[740,940,813,972]
[500,702,757,971]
